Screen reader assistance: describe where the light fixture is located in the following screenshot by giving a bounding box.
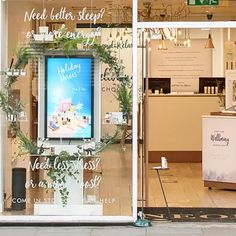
[146,30,151,42]
[158,36,167,50]
[187,38,191,47]
[228,28,231,41]
[171,28,191,48]
[123,27,128,36]
[205,33,214,49]
[184,29,191,47]
[116,31,120,39]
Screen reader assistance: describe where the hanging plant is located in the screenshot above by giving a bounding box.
[47,150,81,206]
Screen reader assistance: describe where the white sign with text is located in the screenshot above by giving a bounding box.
[202,116,236,183]
[150,39,212,92]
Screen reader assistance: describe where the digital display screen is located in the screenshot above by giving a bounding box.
[144,77,171,94]
[45,56,94,139]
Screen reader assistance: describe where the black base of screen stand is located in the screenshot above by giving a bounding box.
[12,168,26,211]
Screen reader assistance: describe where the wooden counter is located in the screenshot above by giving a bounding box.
[210,111,236,116]
[147,94,221,162]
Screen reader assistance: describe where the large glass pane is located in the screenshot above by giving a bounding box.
[0,0,133,219]
[139,26,236,215]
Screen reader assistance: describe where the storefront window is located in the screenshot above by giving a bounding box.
[0,0,135,221]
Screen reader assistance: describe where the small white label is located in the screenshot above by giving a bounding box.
[161,157,165,168]
[161,157,168,168]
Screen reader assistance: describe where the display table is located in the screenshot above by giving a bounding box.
[202,114,236,189]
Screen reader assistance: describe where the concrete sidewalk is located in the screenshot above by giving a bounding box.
[0,222,236,236]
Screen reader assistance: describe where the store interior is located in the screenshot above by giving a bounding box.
[1,0,236,219]
[141,26,236,209]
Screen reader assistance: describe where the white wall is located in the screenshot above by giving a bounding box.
[176,28,224,77]
[149,28,224,92]
[150,39,212,92]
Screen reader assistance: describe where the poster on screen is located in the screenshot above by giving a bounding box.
[202,116,236,183]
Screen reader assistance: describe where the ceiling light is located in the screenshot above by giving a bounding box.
[158,37,167,50]
[205,33,214,49]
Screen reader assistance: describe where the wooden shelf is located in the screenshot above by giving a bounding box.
[210,111,236,116]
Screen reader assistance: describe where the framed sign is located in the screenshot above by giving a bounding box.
[45,56,94,139]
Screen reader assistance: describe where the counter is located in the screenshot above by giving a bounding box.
[147,94,221,162]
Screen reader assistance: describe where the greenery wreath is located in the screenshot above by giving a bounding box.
[0,27,132,206]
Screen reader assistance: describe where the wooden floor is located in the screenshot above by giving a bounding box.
[146,162,236,208]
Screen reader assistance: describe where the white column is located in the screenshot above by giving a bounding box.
[0,0,7,212]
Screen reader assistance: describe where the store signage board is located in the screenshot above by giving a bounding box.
[187,0,219,6]
[202,116,236,184]
[150,39,212,93]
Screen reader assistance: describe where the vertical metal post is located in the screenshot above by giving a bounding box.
[132,0,138,222]
[141,29,145,211]
[144,34,150,207]
[156,170,171,220]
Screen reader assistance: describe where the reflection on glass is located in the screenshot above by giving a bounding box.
[138,0,236,22]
